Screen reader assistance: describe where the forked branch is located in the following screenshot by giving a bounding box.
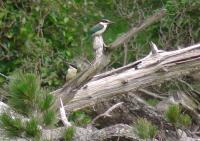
[90,102,123,125]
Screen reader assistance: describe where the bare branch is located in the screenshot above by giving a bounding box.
[60,98,72,127]
[0,72,11,80]
[138,88,165,100]
[123,42,128,66]
[110,9,166,48]
[90,102,123,125]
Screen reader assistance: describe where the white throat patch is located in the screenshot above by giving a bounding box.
[100,22,108,27]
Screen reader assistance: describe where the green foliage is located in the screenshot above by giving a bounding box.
[164,104,192,127]
[42,110,56,127]
[165,104,181,125]
[146,99,159,106]
[0,113,24,137]
[69,111,91,126]
[8,72,40,115]
[179,114,192,127]
[38,90,56,127]
[63,127,75,141]
[8,72,55,118]
[38,91,55,112]
[134,118,158,139]
[0,72,56,138]
[0,0,130,88]
[25,118,41,138]
[149,125,158,139]
[1,0,200,89]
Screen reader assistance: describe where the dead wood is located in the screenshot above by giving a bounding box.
[53,9,166,107]
[90,102,123,125]
[64,43,200,112]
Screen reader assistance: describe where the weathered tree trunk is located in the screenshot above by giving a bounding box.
[64,43,200,113]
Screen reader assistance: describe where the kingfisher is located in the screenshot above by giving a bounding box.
[90,19,114,37]
[65,64,77,81]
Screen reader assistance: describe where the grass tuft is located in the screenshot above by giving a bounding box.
[164,104,192,127]
[134,118,158,139]
[164,104,181,125]
[179,114,191,127]
[63,127,75,141]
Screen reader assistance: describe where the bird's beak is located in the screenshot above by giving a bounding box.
[108,20,114,24]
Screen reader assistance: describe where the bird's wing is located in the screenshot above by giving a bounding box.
[90,23,104,35]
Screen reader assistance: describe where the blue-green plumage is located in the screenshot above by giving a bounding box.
[90,23,104,35]
[89,19,113,37]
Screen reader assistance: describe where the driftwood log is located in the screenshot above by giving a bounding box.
[63,43,200,113]
[1,8,200,141]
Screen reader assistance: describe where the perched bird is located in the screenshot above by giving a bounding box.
[65,64,77,81]
[90,19,114,37]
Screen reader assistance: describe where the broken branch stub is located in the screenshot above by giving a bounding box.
[60,98,72,127]
[150,41,159,55]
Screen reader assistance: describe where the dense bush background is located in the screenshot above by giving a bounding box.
[1,0,200,89]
